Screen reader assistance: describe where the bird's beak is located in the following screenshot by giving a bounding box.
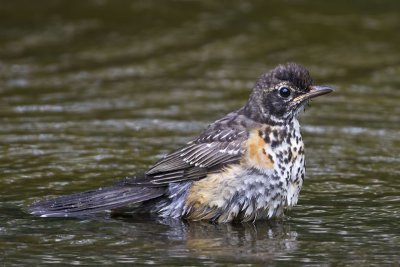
[293,85,333,103]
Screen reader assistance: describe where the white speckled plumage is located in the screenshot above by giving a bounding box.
[155,118,305,223]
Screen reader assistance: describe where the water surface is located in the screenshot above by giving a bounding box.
[1,0,399,265]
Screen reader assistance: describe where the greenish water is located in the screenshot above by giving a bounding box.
[1,0,399,265]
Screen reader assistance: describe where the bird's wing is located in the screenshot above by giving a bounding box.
[30,114,252,218]
[127,116,250,186]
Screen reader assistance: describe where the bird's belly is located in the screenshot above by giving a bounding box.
[183,165,287,223]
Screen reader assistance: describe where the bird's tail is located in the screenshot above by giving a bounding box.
[29,185,165,217]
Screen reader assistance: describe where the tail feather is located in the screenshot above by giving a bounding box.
[29,185,166,217]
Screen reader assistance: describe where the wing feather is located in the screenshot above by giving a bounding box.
[127,112,255,186]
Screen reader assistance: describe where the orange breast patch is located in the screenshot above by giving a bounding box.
[243,129,274,169]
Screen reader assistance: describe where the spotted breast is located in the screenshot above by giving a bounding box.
[167,118,305,223]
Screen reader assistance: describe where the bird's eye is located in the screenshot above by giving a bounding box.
[279,87,291,98]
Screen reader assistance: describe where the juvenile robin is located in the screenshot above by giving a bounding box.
[29,63,333,223]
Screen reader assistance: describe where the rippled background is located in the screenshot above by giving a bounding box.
[1,0,399,265]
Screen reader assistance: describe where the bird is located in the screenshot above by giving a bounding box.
[29,63,333,223]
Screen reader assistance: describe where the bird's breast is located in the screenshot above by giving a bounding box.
[241,128,275,171]
[166,122,305,223]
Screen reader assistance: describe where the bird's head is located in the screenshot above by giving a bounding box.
[245,63,333,124]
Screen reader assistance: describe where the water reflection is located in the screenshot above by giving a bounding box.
[116,215,299,263]
[1,207,299,265]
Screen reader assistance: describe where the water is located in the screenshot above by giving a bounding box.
[1,0,399,265]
